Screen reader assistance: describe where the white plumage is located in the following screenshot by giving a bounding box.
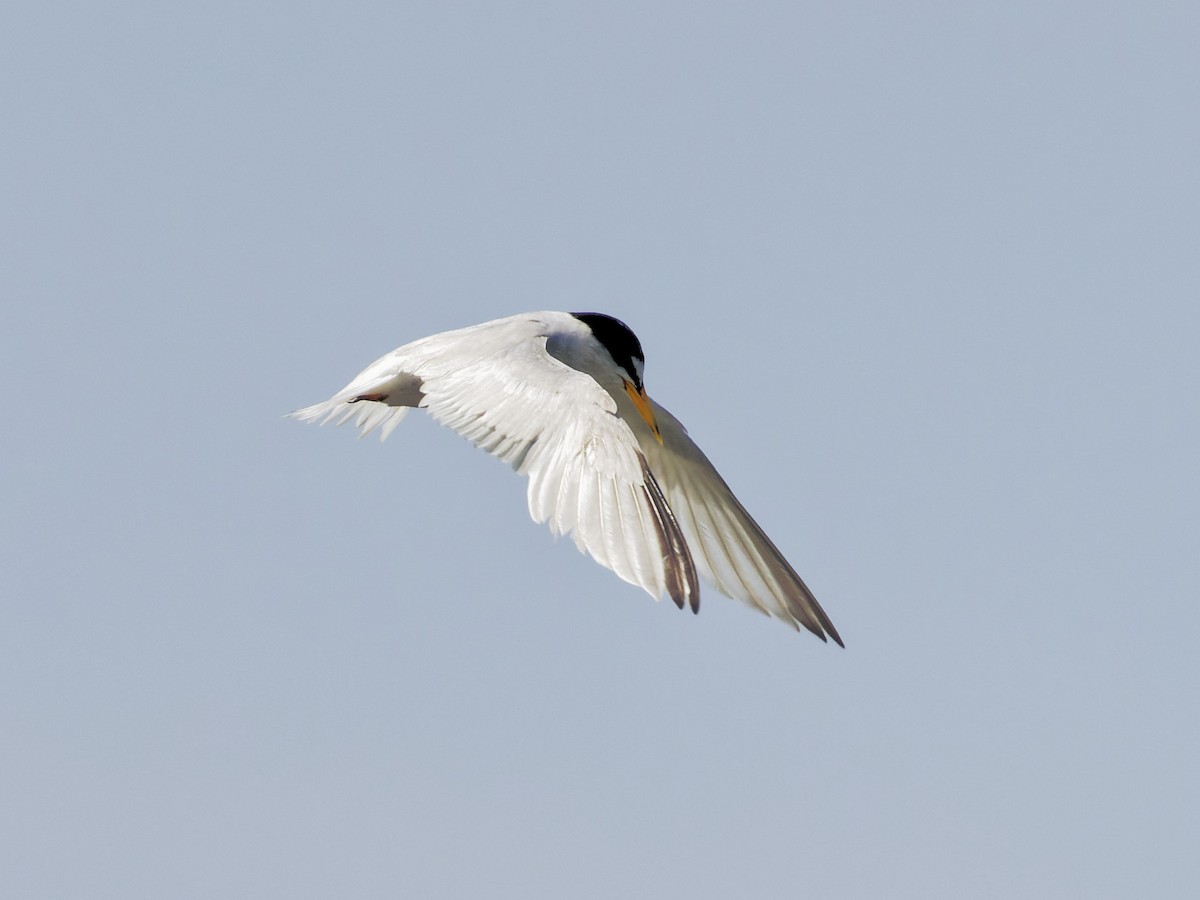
[291,311,841,645]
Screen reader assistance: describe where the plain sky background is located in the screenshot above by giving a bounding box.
[3,2,1198,897]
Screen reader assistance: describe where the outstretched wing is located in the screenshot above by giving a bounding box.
[637,401,843,645]
[291,314,698,610]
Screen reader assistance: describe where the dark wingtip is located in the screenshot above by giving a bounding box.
[637,452,700,618]
[802,619,845,648]
[824,623,845,648]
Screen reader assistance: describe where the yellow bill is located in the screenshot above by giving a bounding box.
[624,380,663,444]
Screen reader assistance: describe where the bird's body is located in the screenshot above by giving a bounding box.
[292,311,841,645]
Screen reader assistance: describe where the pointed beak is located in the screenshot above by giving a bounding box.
[623,380,663,445]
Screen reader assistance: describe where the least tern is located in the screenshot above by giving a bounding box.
[292,311,841,645]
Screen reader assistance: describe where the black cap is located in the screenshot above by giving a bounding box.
[570,313,646,390]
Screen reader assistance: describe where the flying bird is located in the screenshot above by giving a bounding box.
[291,311,841,645]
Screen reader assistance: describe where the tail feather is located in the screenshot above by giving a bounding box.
[289,398,410,441]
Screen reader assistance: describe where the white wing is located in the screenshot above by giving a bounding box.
[291,314,698,610]
[637,401,843,645]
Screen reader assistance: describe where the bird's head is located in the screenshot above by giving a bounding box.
[570,312,663,445]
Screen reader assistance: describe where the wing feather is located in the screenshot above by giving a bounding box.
[639,401,843,644]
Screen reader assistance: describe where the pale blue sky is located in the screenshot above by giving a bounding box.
[3,2,1198,897]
